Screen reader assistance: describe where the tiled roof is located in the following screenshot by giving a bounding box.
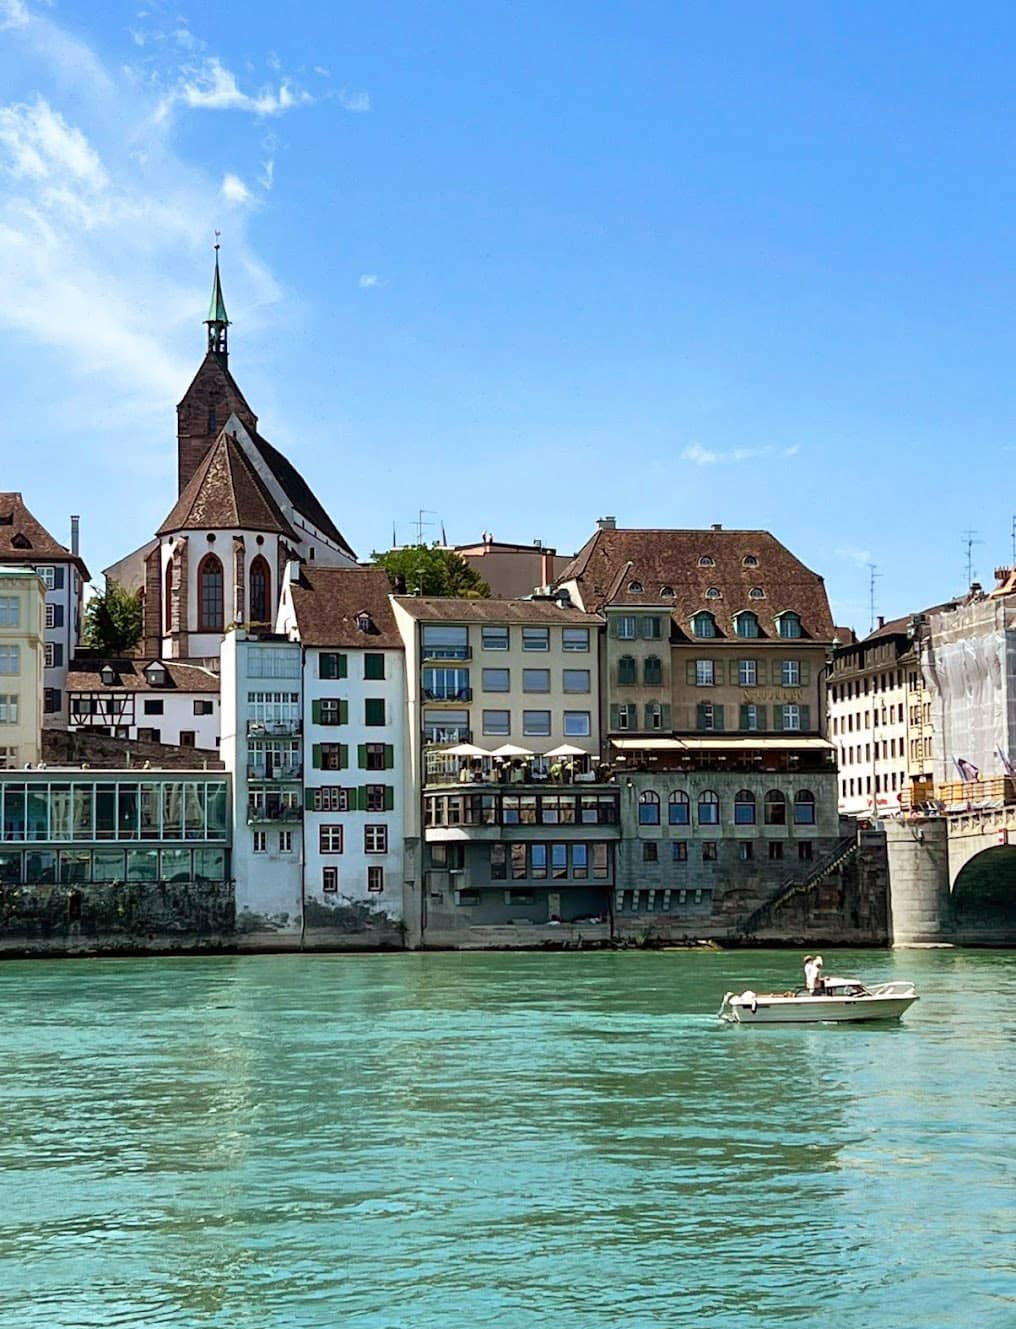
[66,658,220,693]
[0,492,90,579]
[250,430,356,560]
[157,431,296,538]
[558,527,834,641]
[392,595,601,624]
[290,567,403,648]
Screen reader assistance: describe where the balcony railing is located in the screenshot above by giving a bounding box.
[422,687,473,702]
[247,802,303,824]
[248,718,302,737]
[248,765,303,782]
[423,730,473,746]
[421,646,472,661]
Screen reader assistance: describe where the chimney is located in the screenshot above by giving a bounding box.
[70,515,80,557]
[597,516,616,531]
[710,523,722,531]
[877,615,885,629]
[541,549,553,587]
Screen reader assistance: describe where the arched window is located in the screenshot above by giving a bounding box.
[660,585,675,599]
[197,553,224,633]
[764,790,787,826]
[638,790,660,825]
[164,559,173,634]
[777,612,802,639]
[698,555,715,567]
[743,554,759,567]
[734,789,756,824]
[698,790,719,825]
[749,586,766,599]
[734,612,760,638]
[794,789,816,825]
[668,791,690,825]
[691,612,717,638]
[627,579,644,594]
[249,555,272,625]
[644,655,662,685]
[617,655,637,685]
[705,586,722,599]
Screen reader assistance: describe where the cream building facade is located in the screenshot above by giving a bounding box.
[0,567,46,769]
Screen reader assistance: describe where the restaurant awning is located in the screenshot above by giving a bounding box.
[610,737,835,752]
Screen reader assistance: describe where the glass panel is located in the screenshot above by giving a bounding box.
[206,783,228,838]
[25,850,57,884]
[162,784,184,839]
[27,787,49,841]
[126,849,159,882]
[160,848,192,881]
[95,784,116,839]
[510,843,527,879]
[140,784,160,839]
[194,847,227,881]
[592,844,609,878]
[93,849,125,882]
[116,784,139,839]
[0,851,20,884]
[59,851,91,884]
[183,783,205,839]
[530,844,547,879]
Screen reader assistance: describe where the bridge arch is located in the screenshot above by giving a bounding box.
[950,845,1016,944]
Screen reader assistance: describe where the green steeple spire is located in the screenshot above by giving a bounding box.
[205,238,230,360]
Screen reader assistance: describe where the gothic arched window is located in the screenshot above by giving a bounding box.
[164,559,173,635]
[249,555,272,625]
[197,554,224,633]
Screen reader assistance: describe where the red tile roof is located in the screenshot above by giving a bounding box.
[558,527,834,641]
[157,431,296,538]
[0,492,90,579]
[66,658,220,693]
[289,567,403,648]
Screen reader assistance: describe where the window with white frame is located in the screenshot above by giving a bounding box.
[481,625,509,651]
[616,616,637,640]
[320,825,344,853]
[37,566,55,589]
[0,646,19,675]
[322,866,339,893]
[367,865,384,893]
[695,659,715,686]
[781,660,801,686]
[0,597,19,627]
[521,627,549,651]
[279,830,293,852]
[247,648,301,678]
[311,787,349,811]
[777,612,802,639]
[564,711,591,737]
[782,704,802,731]
[0,695,18,723]
[364,824,388,854]
[252,830,267,853]
[523,710,551,737]
[45,605,55,629]
[248,691,300,723]
[738,659,757,686]
[563,627,589,652]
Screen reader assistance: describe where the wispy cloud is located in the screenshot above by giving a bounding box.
[358,273,386,289]
[0,0,30,32]
[681,441,800,466]
[220,171,253,205]
[834,545,874,568]
[156,57,313,122]
[338,88,371,113]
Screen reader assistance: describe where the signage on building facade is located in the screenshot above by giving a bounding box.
[741,688,804,702]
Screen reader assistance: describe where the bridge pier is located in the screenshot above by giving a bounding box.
[885,818,952,946]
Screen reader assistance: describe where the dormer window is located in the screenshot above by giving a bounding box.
[749,587,765,600]
[776,611,803,639]
[743,555,759,567]
[627,580,644,594]
[12,534,30,549]
[691,611,718,638]
[355,612,373,634]
[660,586,674,599]
[145,663,168,686]
[734,611,760,639]
[705,587,721,599]
[100,665,116,686]
[698,555,715,567]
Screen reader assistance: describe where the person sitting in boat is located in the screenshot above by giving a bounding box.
[803,954,825,994]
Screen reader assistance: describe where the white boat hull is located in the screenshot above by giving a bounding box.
[719,981,918,1025]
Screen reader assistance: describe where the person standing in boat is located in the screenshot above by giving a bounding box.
[804,954,825,994]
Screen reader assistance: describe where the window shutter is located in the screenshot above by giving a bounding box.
[312,700,321,724]
[739,704,749,730]
[608,617,618,638]
[319,655,332,679]
[800,704,811,731]
[643,703,653,728]
[686,661,696,685]
[53,644,63,667]
[773,705,784,732]
[312,744,321,769]
[339,653,348,679]
[356,786,368,811]
[660,703,671,730]
[800,662,811,685]
[53,566,65,590]
[339,743,349,769]
[52,604,64,628]
[340,699,349,725]
[757,705,767,730]
[385,744,395,769]
[609,703,620,729]
[696,703,707,730]
[385,785,395,811]
[357,743,367,768]
[627,704,638,728]
[714,704,725,731]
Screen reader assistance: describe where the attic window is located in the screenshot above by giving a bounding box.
[100,666,116,686]
[0,513,12,525]
[12,534,30,549]
[705,587,721,599]
[743,555,759,567]
[698,555,715,567]
[749,587,766,599]
[355,612,373,633]
[145,663,168,686]
[627,580,644,594]
[659,586,674,598]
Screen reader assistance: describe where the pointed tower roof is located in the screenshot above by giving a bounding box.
[206,247,229,327]
[157,430,297,539]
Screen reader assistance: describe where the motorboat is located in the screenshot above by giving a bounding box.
[718,976,919,1025]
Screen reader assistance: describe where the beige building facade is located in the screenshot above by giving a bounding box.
[0,567,46,768]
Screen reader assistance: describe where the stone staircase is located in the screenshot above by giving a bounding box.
[732,834,858,938]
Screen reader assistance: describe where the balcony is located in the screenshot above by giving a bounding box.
[423,729,473,746]
[422,687,473,703]
[421,646,472,662]
[247,718,302,737]
[248,765,303,783]
[423,786,621,842]
[247,801,303,824]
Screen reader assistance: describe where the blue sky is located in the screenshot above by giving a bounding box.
[2,1,1016,631]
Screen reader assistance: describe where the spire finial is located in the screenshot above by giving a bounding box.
[205,233,229,360]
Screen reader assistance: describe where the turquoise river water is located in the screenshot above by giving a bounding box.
[0,948,1013,1328]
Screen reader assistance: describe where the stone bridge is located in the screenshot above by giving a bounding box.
[885,811,1016,945]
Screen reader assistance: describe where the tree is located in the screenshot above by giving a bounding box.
[372,545,490,598]
[84,580,143,655]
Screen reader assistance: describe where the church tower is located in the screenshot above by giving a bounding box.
[176,246,258,494]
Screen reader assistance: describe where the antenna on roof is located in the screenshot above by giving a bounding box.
[962,528,983,588]
[866,562,881,634]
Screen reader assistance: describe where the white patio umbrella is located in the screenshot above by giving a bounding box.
[444,742,489,757]
[491,743,534,757]
[543,744,587,758]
